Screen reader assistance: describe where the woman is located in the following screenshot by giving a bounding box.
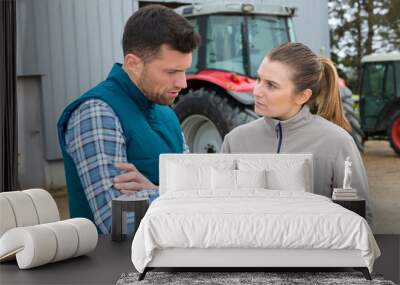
[221,43,372,224]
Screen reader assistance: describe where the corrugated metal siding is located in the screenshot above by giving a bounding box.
[16,0,134,160]
[16,0,39,75]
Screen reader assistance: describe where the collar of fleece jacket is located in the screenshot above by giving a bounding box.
[263,105,313,132]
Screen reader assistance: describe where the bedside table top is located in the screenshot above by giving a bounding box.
[332,198,366,202]
[113,194,148,202]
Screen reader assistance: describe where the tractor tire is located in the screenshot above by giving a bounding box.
[341,92,365,153]
[387,110,400,156]
[173,88,257,153]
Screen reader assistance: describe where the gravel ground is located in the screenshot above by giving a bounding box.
[363,140,400,234]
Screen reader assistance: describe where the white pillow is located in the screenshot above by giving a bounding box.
[266,162,307,191]
[167,162,211,191]
[236,169,267,189]
[211,168,236,190]
[238,159,309,192]
[211,168,267,191]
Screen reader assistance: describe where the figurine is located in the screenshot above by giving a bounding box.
[343,156,352,190]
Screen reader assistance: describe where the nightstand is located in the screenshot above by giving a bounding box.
[332,199,366,218]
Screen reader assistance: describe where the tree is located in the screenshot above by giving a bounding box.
[377,0,400,50]
[329,0,399,92]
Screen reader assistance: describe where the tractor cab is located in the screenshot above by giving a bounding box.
[172,3,296,153]
[360,53,400,155]
[177,3,296,80]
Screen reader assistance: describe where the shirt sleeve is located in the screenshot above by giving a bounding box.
[182,132,190,154]
[65,99,131,234]
[333,136,372,226]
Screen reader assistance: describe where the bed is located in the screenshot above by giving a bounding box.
[131,154,380,280]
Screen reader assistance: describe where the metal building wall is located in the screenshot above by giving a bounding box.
[17,0,135,160]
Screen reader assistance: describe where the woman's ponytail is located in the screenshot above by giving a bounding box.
[317,58,351,131]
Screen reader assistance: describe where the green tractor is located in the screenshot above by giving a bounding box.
[173,2,363,153]
[359,53,400,155]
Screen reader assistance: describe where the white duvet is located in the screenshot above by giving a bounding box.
[131,190,380,273]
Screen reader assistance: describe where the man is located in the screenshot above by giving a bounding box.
[57,5,200,234]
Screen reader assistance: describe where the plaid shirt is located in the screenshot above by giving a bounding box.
[65,99,189,234]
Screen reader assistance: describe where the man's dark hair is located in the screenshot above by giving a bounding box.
[122,5,201,60]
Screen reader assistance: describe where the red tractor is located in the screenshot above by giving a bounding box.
[173,2,364,153]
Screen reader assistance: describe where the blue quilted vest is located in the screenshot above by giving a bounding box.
[57,63,183,222]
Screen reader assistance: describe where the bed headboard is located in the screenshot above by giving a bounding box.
[159,153,314,195]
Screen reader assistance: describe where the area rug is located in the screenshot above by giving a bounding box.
[116,271,396,285]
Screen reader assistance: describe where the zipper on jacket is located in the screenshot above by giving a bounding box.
[275,122,283,153]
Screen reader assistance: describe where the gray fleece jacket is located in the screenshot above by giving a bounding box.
[221,105,372,223]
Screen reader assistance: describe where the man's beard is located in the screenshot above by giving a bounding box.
[137,73,175,106]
